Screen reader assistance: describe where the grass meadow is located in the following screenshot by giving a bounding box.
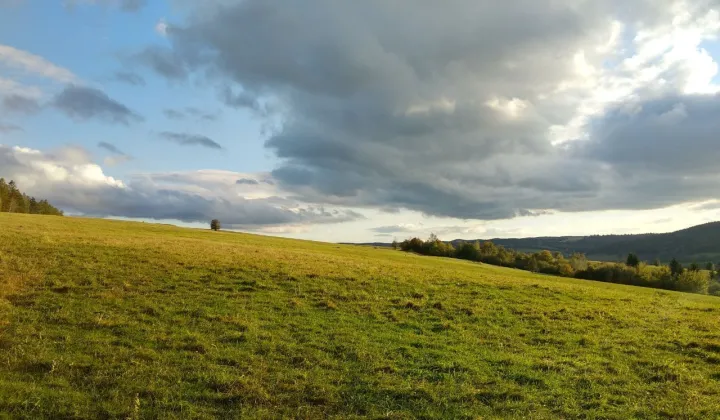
[1,213,719,419]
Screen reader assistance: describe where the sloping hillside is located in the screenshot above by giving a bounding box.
[1,213,719,418]
[479,222,720,263]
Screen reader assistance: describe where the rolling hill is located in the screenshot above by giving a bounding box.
[1,213,719,418]
[475,222,720,263]
[364,222,720,263]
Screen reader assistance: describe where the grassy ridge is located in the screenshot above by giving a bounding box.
[1,214,719,419]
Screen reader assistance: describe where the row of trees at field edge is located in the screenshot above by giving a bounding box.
[394,235,720,296]
[0,179,63,216]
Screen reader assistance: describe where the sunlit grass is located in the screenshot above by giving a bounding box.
[1,213,719,419]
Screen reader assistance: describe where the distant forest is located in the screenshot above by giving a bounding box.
[364,221,720,264]
[396,235,720,297]
[0,179,63,216]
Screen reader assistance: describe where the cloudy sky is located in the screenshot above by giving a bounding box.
[3,0,720,242]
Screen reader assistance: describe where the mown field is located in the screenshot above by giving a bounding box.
[1,214,719,419]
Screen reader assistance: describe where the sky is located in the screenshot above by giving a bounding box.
[3,0,720,243]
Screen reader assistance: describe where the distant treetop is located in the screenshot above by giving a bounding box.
[626,253,640,268]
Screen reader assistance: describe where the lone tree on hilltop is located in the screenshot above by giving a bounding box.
[626,253,640,268]
[210,219,221,231]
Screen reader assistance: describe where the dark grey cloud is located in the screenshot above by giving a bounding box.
[370,225,417,234]
[2,94,41,115]
[0,123,22,133]
[691,202,720,212]
[236,178,259,185]
[118,0,145,12]
[222,87,259,110]
[0,144,362,228]
[52,85,143,125]
[63,0,146,12]
[98,141,133,165]
[147,1,720,219]
[163,107,219,121]
[185,107,220,121]
[163,109,184,120]
[220,86,274,116]
[112,71,146,86]
[578,94,720,175]
[159,131,223,149]
[234,176,275,186]
[98,141,125,155]
[134,46,187,80]
[92,190,364,228]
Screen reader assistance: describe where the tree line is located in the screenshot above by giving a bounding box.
[0,179,63,216]
[394,235,720,296]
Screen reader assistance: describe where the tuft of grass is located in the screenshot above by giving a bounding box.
[0,213,719,418]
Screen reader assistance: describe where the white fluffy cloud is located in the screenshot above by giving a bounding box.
[0,44,78,84]
[0,77,42,99]
[155,19,168,37]
[0,144,363,228]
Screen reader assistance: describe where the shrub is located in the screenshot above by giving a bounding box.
[424,239,455,257]
[636,264,672,288]
[557,262,574,277]
[455,242,480,261]
[676,270,710,294]
[526,257,540,273]
[709,281,720,296]
[538,261,559,275]
[569,253,588,271]
[400,238,424,253]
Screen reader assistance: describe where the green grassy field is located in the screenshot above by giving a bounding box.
[1,214,719,419]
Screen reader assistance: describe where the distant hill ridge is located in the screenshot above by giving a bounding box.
[359,221,720,264]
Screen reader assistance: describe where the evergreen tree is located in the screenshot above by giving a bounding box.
[0,178,7,212]
[626,253,640,268]
[670,258,683,278]
[7,181,20,213]
[28,197,38,214]
[0,179,63,216]
[210,219,221,231]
